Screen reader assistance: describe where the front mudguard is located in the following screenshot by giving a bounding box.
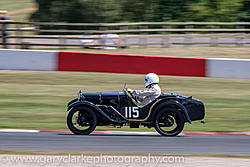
[67,98,78,108]
[67,100,93,111]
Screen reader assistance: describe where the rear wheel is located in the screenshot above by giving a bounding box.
[67,106,97,135]
[154,108,185,136]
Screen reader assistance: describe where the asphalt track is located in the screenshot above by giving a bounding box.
[0,132,250,155]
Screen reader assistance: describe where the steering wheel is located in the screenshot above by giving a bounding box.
[123,84,140,104]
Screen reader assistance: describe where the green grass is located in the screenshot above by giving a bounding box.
[46,46,250,59]
[0,0,35,22]
[1,150,250,158]
[0,70,250,132]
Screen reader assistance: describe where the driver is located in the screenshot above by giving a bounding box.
[127,73,161,108]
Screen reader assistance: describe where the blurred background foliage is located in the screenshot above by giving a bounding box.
[30,0,250,23]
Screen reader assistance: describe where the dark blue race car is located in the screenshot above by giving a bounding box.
[67,87,205,136]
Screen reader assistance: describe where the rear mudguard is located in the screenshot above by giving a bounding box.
[67,100,127,124]
[151,100,192,124]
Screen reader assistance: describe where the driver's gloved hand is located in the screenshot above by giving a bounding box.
[127,88,132,93]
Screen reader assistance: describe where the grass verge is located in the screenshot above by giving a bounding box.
[0,0,35,22]
[44,46,250,59]
[0,150,250,159]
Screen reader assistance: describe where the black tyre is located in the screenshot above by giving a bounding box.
[154,108,185,136]
[67,106,97,135]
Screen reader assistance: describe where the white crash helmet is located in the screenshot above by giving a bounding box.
[144,73,159,87]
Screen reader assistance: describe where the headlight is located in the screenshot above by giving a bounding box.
[77,89,82,100]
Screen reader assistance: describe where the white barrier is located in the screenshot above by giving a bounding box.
[207,58,250,79]
[0,49,57,71]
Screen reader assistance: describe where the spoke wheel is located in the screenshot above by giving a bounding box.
[154,108,184,136]
[67,106,97,135]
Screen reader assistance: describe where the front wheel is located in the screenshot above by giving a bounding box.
[67,106,97,135]
[154,108,185,136]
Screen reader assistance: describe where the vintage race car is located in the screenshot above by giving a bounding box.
[67,87,205,136]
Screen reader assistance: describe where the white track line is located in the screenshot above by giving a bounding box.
[0,129,249,135]
[0,129,39,133]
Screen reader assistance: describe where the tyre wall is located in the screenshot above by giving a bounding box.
[0,49,249,79]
